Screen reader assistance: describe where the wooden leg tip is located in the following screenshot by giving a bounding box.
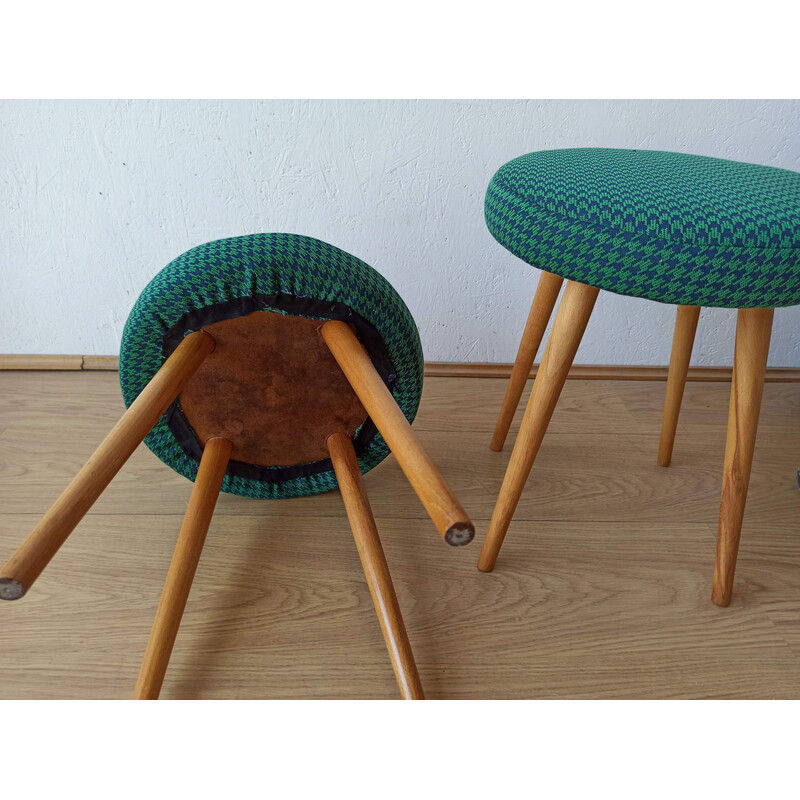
[0,578,26,601]
[445,522,475,546]
[489,436,505,453]
[476,549,497,572]
[711,588,732,607]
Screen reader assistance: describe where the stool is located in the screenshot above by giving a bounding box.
[480,148,800,606]
[0,233,474,699]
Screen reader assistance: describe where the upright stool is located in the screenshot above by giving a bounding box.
[0,233,474,699]
[481,148,800,605]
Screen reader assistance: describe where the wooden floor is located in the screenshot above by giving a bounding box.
[0,371,798,699]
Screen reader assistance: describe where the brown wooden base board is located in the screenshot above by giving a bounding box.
[1,354,799,382]
[425,362,800,382]
[81,355,122,370]
[0,354,85,370]
[0,355,117,370]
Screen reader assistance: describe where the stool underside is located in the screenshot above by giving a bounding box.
[179,311,367,467]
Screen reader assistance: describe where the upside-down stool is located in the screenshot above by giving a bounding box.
[0,233,474,699]
[481,148,800,606]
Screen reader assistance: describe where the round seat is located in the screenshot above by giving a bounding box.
[119,233,424,500]
[485,148,800,308]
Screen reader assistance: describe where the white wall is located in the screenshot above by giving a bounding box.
[2,99,799,366]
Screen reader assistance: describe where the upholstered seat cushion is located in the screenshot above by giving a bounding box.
[119,233,423,499]
[485,148,800,308]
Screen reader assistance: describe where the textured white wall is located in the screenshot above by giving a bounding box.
[2,99,799,365]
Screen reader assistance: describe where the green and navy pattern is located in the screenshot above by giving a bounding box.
[486,148,800,308]
[119,233,424,499]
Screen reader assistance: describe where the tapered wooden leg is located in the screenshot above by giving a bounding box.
[133,437,232,699]
[478,281,600,573]
[658,305,701,467]
[328,432,424,700]
[0,331,216,601]
[491,271,564,452]
[321,321,474,546]
[711,308,774,607]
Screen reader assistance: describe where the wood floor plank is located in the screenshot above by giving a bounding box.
[619,379,800,435]
[414,377,642,434]
[1,514,798,699]
[3,427,796,526]
[0,371,798,698]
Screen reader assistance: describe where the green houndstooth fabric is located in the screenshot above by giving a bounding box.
[485,148,800,308]
[119,233,424,499]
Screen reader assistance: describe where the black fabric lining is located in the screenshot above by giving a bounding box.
[160,293,398,484]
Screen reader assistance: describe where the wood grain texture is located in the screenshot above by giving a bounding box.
[0,331,215,598]
[321,320,474,546]
[490,270,563,451]
[658,305,701,467]
[479,281,600,572]
[328,432,423,699]
[134,437,232,699]
[712,308,774,607]
[0,371,799,698]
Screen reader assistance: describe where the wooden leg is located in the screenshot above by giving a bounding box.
[711,308,774,607]
[321,321,474,546]
[491,271,564,452]
[0,331,216,601]
[133,437,232,699]
[328,432,424,700]
[658,305,702,467]
[478,281,600,573]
